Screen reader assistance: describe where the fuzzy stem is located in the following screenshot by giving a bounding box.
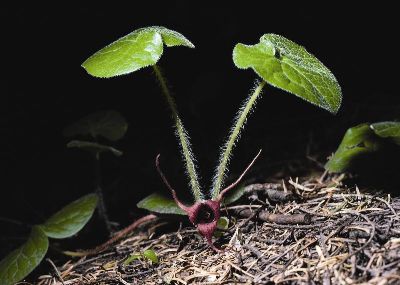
[152,65,203,201]
[212,80,266,199]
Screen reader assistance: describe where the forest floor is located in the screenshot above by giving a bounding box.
[34,171,400,285]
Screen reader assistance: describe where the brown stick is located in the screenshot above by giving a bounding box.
[244,183,281,192]
[235,209,311,224]
[244,184,295,202]
[63,214,157,257]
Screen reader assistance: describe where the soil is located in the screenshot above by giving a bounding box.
[34,172,400,285]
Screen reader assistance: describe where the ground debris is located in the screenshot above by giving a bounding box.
[36,173,400,284]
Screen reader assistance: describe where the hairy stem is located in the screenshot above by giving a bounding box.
[212,80,266,199]
[152,64,202,201]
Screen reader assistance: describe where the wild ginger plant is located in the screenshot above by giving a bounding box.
[63,110,128,233]
[82,27,342,250]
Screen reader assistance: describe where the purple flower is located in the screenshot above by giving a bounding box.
[156,151,261,250]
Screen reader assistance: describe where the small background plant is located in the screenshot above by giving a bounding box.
[63,110,128,233]
[326,121,400,172]
[0,194,98,285]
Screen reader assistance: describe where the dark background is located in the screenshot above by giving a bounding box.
[2,2,399,256]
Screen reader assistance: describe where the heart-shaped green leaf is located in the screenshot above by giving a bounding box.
[63,110,128,142]
[82,26,194,78]
[137,193,186,215]
[233,34,342,114]
[371,121,400,145]
[0,226,49,285]
[42,194,98,239]
[325,124,381,173]
[67,140,123,157]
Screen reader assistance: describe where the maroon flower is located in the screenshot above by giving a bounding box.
[156,151,261,251]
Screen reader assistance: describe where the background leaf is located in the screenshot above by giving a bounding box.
[143,249,159,264]
[233,34,342,114]
[0,226,49,285]
[63,110,128,142]
[67,140,123,156]
[137,193,186,215]
[325,124,381,173]
[214,217,230,237]
[222,183,246,205]
[123,253,142,265]
[42,194,98,239]
[371,121,400,145]
[217,217,229,230]
[82,26,194,78]
[124,250,159,265]
[137,187,245,216]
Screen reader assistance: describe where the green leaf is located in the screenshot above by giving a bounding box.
[143,249,159,264]
[63,110,128,141]
[42,194,98,239]
[0,226,49,285]
[151,26,195,48]
[67,140,123,157]
[233,34,342,114]
[325,124,381,173]
[137,193,186,215]
[217,217,229,230]
[123,253,142,265]
[82,26,194,78]
[124,250,159,265]
[371,121,400,145]
[222,183,246,205]
[214,217,229,238]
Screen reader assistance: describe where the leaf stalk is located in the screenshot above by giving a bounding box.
[152,64,202,201]
[212,81,266,198]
